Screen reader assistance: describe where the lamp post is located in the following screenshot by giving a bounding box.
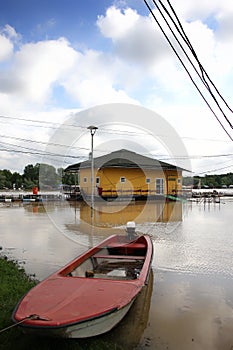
[87,126,98,215]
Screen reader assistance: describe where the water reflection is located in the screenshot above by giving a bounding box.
[63,201,183,247]
[69,201,183,227]
[28,200,183,249]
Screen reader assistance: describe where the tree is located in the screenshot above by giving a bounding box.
[0,171,7,189]
[63,172,77,186]
[23,164,39,182]
[12,172,23,189]
[22,164,39,189]
[0,170,13,189]
[39,163,59,189]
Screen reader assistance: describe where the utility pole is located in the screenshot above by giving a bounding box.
[87,126,98,217]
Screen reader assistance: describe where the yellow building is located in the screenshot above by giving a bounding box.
[65,149,185,199]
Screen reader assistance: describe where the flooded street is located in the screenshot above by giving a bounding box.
[0,199,233,349]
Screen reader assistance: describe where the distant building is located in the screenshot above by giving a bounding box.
[65,149,186,199]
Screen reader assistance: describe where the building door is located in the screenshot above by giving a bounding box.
[167,176,177,195]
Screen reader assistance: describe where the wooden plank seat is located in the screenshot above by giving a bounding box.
[93,254,145,260]
[107,243,146,249]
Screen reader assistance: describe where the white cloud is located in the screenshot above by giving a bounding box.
[97,7,140,39]
[62,49,138,107]
[0,34,13,62]
[183,20,215,65]
[11,37,77,104]
[0,31,137,110]
[96,5,227,106]
[97,6,169,65]
[215,9,233,42]
[2,24,19,39]
[168,0,221,21]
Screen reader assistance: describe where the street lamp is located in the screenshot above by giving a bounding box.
[87,125,98,213]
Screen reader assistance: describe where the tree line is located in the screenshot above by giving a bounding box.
[183,173,233,188]
[0,163,75,190]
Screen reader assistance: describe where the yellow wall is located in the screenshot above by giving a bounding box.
[79,168,91,194]
[79,167,182,196]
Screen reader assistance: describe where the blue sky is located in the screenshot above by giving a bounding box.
[0,1,147,45]
[0,0,232,175]
[0,1,108,46]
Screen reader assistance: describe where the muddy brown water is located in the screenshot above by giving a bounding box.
[0,199,232,349]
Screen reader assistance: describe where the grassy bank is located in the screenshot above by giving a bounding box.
[0,256,36,349]
[0,257,123,350]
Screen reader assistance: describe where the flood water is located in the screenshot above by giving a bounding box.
[0,198,233,350]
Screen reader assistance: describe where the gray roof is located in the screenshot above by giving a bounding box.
[65,149,186,172]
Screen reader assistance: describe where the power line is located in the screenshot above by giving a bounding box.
[0,114,231,144]
[195,164,233,175]
[158,153,233,160]
[0,142,232,161]
[0,114,151,137]
[0,115,85,130]
[0,141,87,159]
[165,0,233,121]
[143,0,233,141]
[0,145,232,175]
[0,133,90,151]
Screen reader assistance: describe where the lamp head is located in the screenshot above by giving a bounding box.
[87,125,98,135]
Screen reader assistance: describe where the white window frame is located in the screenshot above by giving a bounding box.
[96,177,100,185]
[146,178,151,184]
[120,177,126,183]
[83,177,87,183]
[156,178,164,194]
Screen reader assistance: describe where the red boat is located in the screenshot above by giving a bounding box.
[12,233,153,338]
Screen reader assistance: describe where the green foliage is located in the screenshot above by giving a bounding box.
[0,164,77,190]
[23,164,39,182]
[39,163,60,189]
[62,172,76,186]
[0,170,13,189]
[12,172,23,189]
[0,257,36,348]
[183,173,233,188]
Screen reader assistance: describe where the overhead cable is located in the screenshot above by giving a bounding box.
[165,0,233,119]
[143,0,233,141]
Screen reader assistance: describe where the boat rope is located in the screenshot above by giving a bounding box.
[0,314,42,334]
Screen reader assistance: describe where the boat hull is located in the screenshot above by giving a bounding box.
[21,299,135,338]
[12,234,153,338]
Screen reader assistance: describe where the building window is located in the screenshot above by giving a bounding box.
[177,178,181,184]
[156,178,164,194]
[96,177,100,185]
[146,178,150,184]
[120,177,126,183]
[83,177,87,183]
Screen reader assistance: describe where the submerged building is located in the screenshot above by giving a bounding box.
[65,149,185,200]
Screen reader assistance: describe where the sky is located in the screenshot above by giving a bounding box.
[0,0,232,176]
